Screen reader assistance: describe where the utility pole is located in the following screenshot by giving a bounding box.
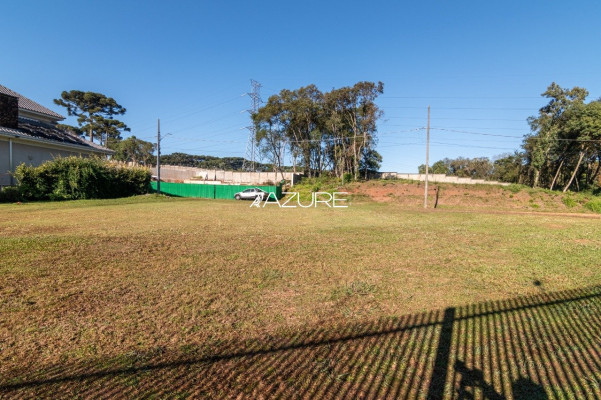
[424,106,430,209]
[156,118,161,194]
[243,79,262,171]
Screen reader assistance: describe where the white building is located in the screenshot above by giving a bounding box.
[0,84,113,186]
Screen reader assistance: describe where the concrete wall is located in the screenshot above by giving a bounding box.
[152,165,303,185]
[379,172,510,186]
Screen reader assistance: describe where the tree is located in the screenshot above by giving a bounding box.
[253,94,287,179]
[97,116,131,148]
[279,85,323,177]
[557,101,601,191]
[253,81,384,180]
[524,83,588,188]
[491,152,524,183]
[419,160,450,175]
[360,148,382,179]
[54,90,130,145]
[331,82,384,180]
[419,157,494,180]
[113,136,155,165]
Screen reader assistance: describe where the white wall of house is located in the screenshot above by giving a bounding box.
[0,136,102,186]
[0,139,9,186]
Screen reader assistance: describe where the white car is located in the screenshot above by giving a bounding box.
[234,188,268,201]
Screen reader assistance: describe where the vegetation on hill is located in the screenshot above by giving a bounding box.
[158,153,272,171]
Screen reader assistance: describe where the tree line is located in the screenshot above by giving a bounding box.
[418,153,523,183]
[420,82,601,191]
[252,81,384,180]
[159,153,272,171]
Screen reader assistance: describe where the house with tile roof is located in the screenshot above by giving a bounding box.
[0,84,113,186]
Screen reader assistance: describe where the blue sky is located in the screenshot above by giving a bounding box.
[2,0,600,172]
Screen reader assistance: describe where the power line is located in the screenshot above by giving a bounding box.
[432,128,523,139]
[432,128,601,142]
[382,96,540,99]
[429,126,526,131]
[131,94,246,133]
[429,141,517,151]
[383,106,535,110]
[386,116,527,122]
[386,124,525,131]
[173,110,246,133]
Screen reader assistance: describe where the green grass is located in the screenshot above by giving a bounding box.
[1,195,601,398]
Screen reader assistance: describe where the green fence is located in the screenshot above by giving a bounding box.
[150,181,282,200]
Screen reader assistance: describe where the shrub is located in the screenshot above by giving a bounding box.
[0,186,22,203]
[562,196,578,208]
[505,184,523,193]
[584,198,601,213]
[14,157,151,201]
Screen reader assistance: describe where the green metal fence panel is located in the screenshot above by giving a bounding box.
[150,181,282,200]
[150,182,215,198]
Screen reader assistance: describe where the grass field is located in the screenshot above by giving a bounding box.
[1,194,601,399]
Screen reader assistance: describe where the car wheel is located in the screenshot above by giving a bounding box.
[235,194,241,200]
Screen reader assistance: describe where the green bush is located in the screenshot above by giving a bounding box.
[584,197,601,213]
[14,157,151,201]
[562,196,578,208]
[0,186,22,203]
[505,184,523,193]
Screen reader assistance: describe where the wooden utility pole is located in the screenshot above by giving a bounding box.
[424,106,430,208]
[156,118,161,194]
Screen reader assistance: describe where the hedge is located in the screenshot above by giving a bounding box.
[14,157,151,201]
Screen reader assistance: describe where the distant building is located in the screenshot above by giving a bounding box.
[0,84,113,186]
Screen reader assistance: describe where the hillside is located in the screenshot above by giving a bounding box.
[288,178,601,214]
[346,180,601,214]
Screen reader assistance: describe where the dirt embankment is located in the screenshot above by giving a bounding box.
[349,180,595,214]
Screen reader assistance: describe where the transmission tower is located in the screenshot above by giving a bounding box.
[243,79,262,171]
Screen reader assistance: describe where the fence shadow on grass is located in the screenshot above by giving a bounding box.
[2,285,601,399]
